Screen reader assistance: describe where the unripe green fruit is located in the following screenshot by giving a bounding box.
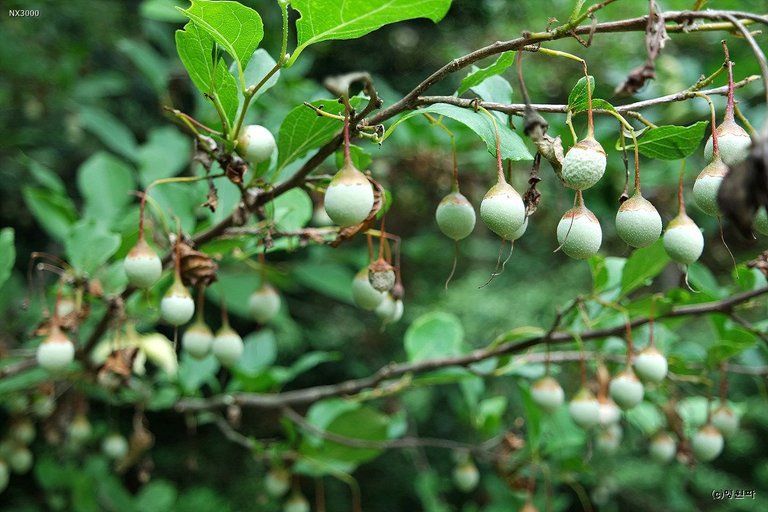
[0,460,8,493]
[124,240,163,289]
[212,325,244,368]
[436,192,476,241]
[452,460,480,492]
[609,369,644,410]
[324,162,374,227]
[711,406,739,438]
[68,414,92,444]
[9,446,32,474]
[598,398,621,426]
[480,181,526,240]
[37,327,75,372]
[182,321,214,359]
[754,207,768,236]
[352,268,385,310]
[663,214,704,265]
[511,217,528,241]
[649,432,676,463]
[368,259,395,292]
[615,194,662,248]
[568,388,600,429]
[32,395,55,418]
[375,293,403,324]
[561,137,607,190]
[102,433,129,460]
[10,419,35,446]
[265,467,291,498]
[161,280,195,326]
[596,424,622,454]
[704,121,751,166]
[283,492,310,512]
[249,284,281,324]
[530,376,564,412]
[633,346,668,383]
[237,124,276,164]
[693,158,728,216]
[56,296,76,319]
[691,424,724,461]
[557,206,602,259]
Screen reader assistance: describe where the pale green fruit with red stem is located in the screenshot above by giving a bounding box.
[436,191,476,241]
[249,284,281,324]
[692,424,724,461]
[568,387,600,429]
[649,432,676,463]
[212,325,244,368]
[160,280,195,326]
[609,369,644,410]
[531,376,564,412]
[352,268,384,311]
[633,346,668,383]
[36,326,75,372]
[663,213,704,265]
[237,124,276,164]
[557,205,602,259]
[561,137,607,190]
[182,321,214,359]
[615,194,662,248]
[124,239,163,289]
[480,181,526,240]
[452,459,480,492]
[324,161,375,227]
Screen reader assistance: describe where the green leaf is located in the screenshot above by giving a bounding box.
[236,330,277,375]
[458,51,515,95]
[135,480,178,512]
[300,401,390,468]
[78,106,139,161]
[137,127,193,187]
[567,76,615,114]
[22,187,78,242]
[517,383,541,449]
[77,152,136,227]
[0,228,15,290]
[277,98,366,175]
[179,0,263,72]
[404,311,464,362]
[19,155,65,193]
[568,76,595,109]
[620,240,670,296]
[292,262,354,304]
[394,103,532,161]
[141,0,188,22]
[117,39,169,95]
[177,354,219,394]
[270,188,313,231]
[236,48,280,100]
[65,220,121,275]
[707,326,757,366]
[175,22,240,123]
[335,144,372,171]
[289,0,451,65]
[634,121,709,160]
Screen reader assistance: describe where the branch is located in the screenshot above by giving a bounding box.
[281,407,499,458]
[175,286,768,412]
[414,75,760,116]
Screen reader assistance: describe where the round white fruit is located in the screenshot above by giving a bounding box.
[598,399,621,426]
[711,406,739,438]
[249,284,281,324]
[436,192,476,241]
[480,181,526,240]
[609,370,644,410]
[704,125,751,166]
[633,346,668,383]
[663,214,704,265]
[557,206,602,259]
[615,194,662,248]
[649,432,676,463]
[693,159,728,217]
[568,388,600,429]
[283,493,310,512]
[212,327,244,368]
[531,376,564,412]
[237,124,276,164]
[265,467,291,498]
[352,268,385,311]
[375,294,404,324]
[124,240,163,289]
[37,330,75,372]
[160,288,195,326]
[182,322,214,359]
[691,424,724,462]
[452,460,480,492]
[561,138,607,190]
[595,424,622,454]
[324,163,375,227]
[102,433,129,460]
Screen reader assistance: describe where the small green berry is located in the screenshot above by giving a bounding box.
[436,191,476,241]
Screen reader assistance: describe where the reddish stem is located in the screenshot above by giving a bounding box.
[709,95,720,158]
[648,298,656,348]
[493,116,504,183]
[579,353,587,387]
[677,163,686,215]
[718,362,728,402]
[584,66,594,138]
[575,189,585,209]
[378,216,386,260]
[343,111,352,165]
[625,321,634,366]
[722,40,735,122]
[174,226,183,282]
[138,192,147,243]
[633,142,641,195]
